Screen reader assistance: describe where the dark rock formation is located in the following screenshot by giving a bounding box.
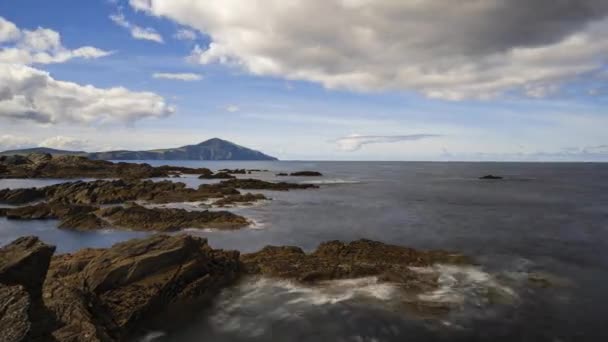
[218,178,318,190]
[0,154,226,180]
[0,202,250,231]
[98,204,250,231]
[213,193,268,207]
[219,168,247,174]
[242,239,470,284]
[290,171,323,176]
[479,174,503,180]
[0,237,56,341]
[276,173,288,176]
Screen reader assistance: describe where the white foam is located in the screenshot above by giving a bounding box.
[138,331,166,342]
[411,264,516,305]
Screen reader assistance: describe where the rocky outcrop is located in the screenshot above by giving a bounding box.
[218,178,318,190]
[0,237,56,341]
[290,171,323,176]
[98,204,249,231]
[212,193,268,207]
[242,239,470,284]
[0,202,250,231]
[0,154,222,180]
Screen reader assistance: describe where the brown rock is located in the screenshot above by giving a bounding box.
[218,178,318,190]
[290,171,323,176]
[213,193,268,207]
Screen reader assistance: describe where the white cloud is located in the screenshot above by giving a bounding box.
[38,136,90,150]
[0,134,34,150]
[130,0,608,100]
[335,134,440,152]
[109,12,163,43]
[225,105,240,112]
[152,72,202,81]
[0,63,174,124]
[0,16,111,65]
[174,28,197,41]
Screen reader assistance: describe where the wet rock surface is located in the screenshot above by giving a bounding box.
[0,153,215,180]
[0,234,241,342]
[218,178,318,190]
[242,239,471,284]
[479,174,503,180]
[212,193,268,207]
[0,202,250,231]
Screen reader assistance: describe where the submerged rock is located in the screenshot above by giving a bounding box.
[290,171,323,176]
[218,178,318,190]
[479,174,503,180]
[213,193,268,207]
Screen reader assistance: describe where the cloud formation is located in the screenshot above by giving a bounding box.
[38,136,90,150]
[336,134,440,152]
[109,12,163,43]
[0,16,111,64]
[0,64,174,124]
[152,72,202,81]
[225,105,240,113]
[130,0,608,100]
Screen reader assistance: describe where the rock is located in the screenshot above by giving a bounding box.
[198,172,236,179]
[218,169,247,174]
[276,173,288,176]
[0,237,56,341]
[213,193,268,207]
[45,234,241,340]
[479,174,503,180]
[98,204,250,231]
[0,187,46,205]
[0,284,33,342]
[290,171,323,176]
[0,236,56,298]
[219,178,318,190]
[0,153,221,180]
[242,239,470,285]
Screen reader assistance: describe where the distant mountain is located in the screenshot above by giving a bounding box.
[0,147,85,156]
[0,138,278,161]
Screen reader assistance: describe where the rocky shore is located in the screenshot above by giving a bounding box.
[0,153,216,179]
[0,234,473,341]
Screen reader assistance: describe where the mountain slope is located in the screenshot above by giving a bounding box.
[89,138,278,161]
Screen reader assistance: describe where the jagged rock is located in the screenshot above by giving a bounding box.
[213,193,268,207]
[276,173,288,176]
[45,234,241,340]
[242,239,470,285]
[0,154,220,180]
[219,168,247,174]
[98,204,249,231]
[0,237,56,341]
[218,178,318,190]
[290,171,323,176]
[0,188,46,205]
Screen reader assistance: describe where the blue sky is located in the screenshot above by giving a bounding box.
[1,0,607,160]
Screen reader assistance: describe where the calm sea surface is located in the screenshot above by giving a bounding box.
[2,161,608,341]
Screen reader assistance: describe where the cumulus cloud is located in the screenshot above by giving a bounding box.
[0,16,111,64]
[174,28,197,41]
[109,12,163,43]
[38,136,90,150]
[0,63,174,124]
[152,72,202,81]
[0,134,34,150]
[335,134,440,152]
[130,0,608,100]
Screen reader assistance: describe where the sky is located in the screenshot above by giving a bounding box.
[0,0,607,161]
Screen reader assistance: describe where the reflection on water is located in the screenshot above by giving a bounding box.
[2,161,608,341]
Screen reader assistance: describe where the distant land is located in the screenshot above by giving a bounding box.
[0,138,278,161]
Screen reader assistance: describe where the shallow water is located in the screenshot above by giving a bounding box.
[2,161,608,341]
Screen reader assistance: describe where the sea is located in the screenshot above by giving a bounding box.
[1,161,608,342]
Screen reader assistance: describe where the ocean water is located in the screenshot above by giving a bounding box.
[2,161,608,341]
